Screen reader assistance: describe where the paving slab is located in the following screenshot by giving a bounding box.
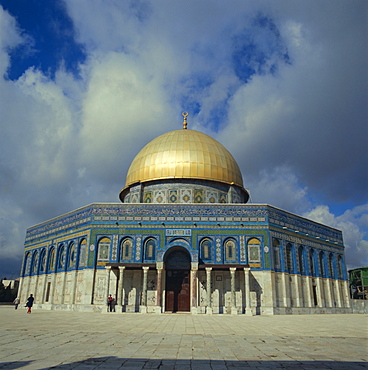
[0,307,367,369]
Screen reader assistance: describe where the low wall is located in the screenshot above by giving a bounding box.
[350,299,368,314]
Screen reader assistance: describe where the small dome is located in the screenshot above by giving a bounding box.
[123,129,244,188]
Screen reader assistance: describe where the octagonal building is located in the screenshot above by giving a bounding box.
[18,114,351,314]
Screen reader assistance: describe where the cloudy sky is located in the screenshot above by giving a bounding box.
[0,0,367,279]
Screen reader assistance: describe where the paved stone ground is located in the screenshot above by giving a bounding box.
[0,306,367,369]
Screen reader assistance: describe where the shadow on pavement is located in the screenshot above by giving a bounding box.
[1,356,366,369]
[0,361,32,369]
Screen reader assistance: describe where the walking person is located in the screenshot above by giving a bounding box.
[26,294,34,314]
[13,297,20,310]
[107,294,114,312]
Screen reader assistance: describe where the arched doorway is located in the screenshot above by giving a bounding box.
[165,247,191,312]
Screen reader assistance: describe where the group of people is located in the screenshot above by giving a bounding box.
[13,294,34,313]
[13,293,116,313]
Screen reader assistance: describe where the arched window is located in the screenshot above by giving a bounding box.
[39,249,46,273]
[121,238,133,260]
[24,252,31,276]
[337,255,343,279]
[57,245,65,270]
[328,253,334,278]
[144,238,156,260]
[318,251,325,277]
[32,251,39,275]
[309,249,315,276]
[247,238,261,262]
[297,246,304,274]
[48,248,56,272]
[98,237,110,261]
[200,239,212,261]
[68,242,76,268]
[79,239,87,267]
[273,238,281,270]
[225,239,236,261]
[285,243,293,273]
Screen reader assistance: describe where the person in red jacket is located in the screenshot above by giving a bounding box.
[107,294,115,312]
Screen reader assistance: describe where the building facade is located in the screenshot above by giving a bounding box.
[18,115,351,314]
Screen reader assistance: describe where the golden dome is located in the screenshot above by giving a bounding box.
[123,128,244,189]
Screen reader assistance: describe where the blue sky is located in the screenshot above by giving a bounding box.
[0,0,367,278]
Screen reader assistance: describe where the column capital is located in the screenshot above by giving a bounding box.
[105,266,112,271]
[142,266,149,271]
[191,262,198,270]
[118,266,126,271]
[229,267,237,273]
[243,267,250,272]
[205,267,212,272]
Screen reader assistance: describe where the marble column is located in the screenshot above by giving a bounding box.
[230,268,237,315]
[342,280,351,308]
[33,275,40,305]
[117,266,125,308]
[294,275,301,308]
[325,279,333,308]
[335,279,343,308]
[316,277,324,308]
[191,264,198,314]
[70,270,78,305]
[50,273,57,304]
[60,272,67,305]
[140,266,149,313]
[105,266,112,304]
[205,267,212,315]
[305,276,313,307]
[155,267,163,314]
[282,273,288,308]
[243,267,252,315]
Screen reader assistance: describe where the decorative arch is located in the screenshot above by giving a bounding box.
[157,238,196,263]
[31,250,39,275]
[68,242,76,268]
[57,245,65,271]
[23,252,31,277]
[318,251,325,277]
[39,248,47,273]
[224,238,237,262]
[79,238,87,267]
[48,247,56,272]
[273,238,281,270]
[164,246,191,270]
[285,243,293,273]
[297,245,304,274]
[247,237,261,263]
[199,238,212,262]
[121,237,133,261]
[97,237,110,261]
[144,237,156,261]
[337,255,343,279]
[328,253,334,278]
[308,249,315,276]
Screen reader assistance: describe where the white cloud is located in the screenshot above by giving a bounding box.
[0,1,367,278]
[304,204,368,270]
[0,7,24,75]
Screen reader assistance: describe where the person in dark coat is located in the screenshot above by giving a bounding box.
[26,294,34,314]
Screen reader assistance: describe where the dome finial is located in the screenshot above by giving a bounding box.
[182,111,188,129]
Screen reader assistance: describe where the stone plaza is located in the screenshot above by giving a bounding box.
[0,306,367,369]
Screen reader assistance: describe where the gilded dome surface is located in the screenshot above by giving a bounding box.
[124,129,244,188]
